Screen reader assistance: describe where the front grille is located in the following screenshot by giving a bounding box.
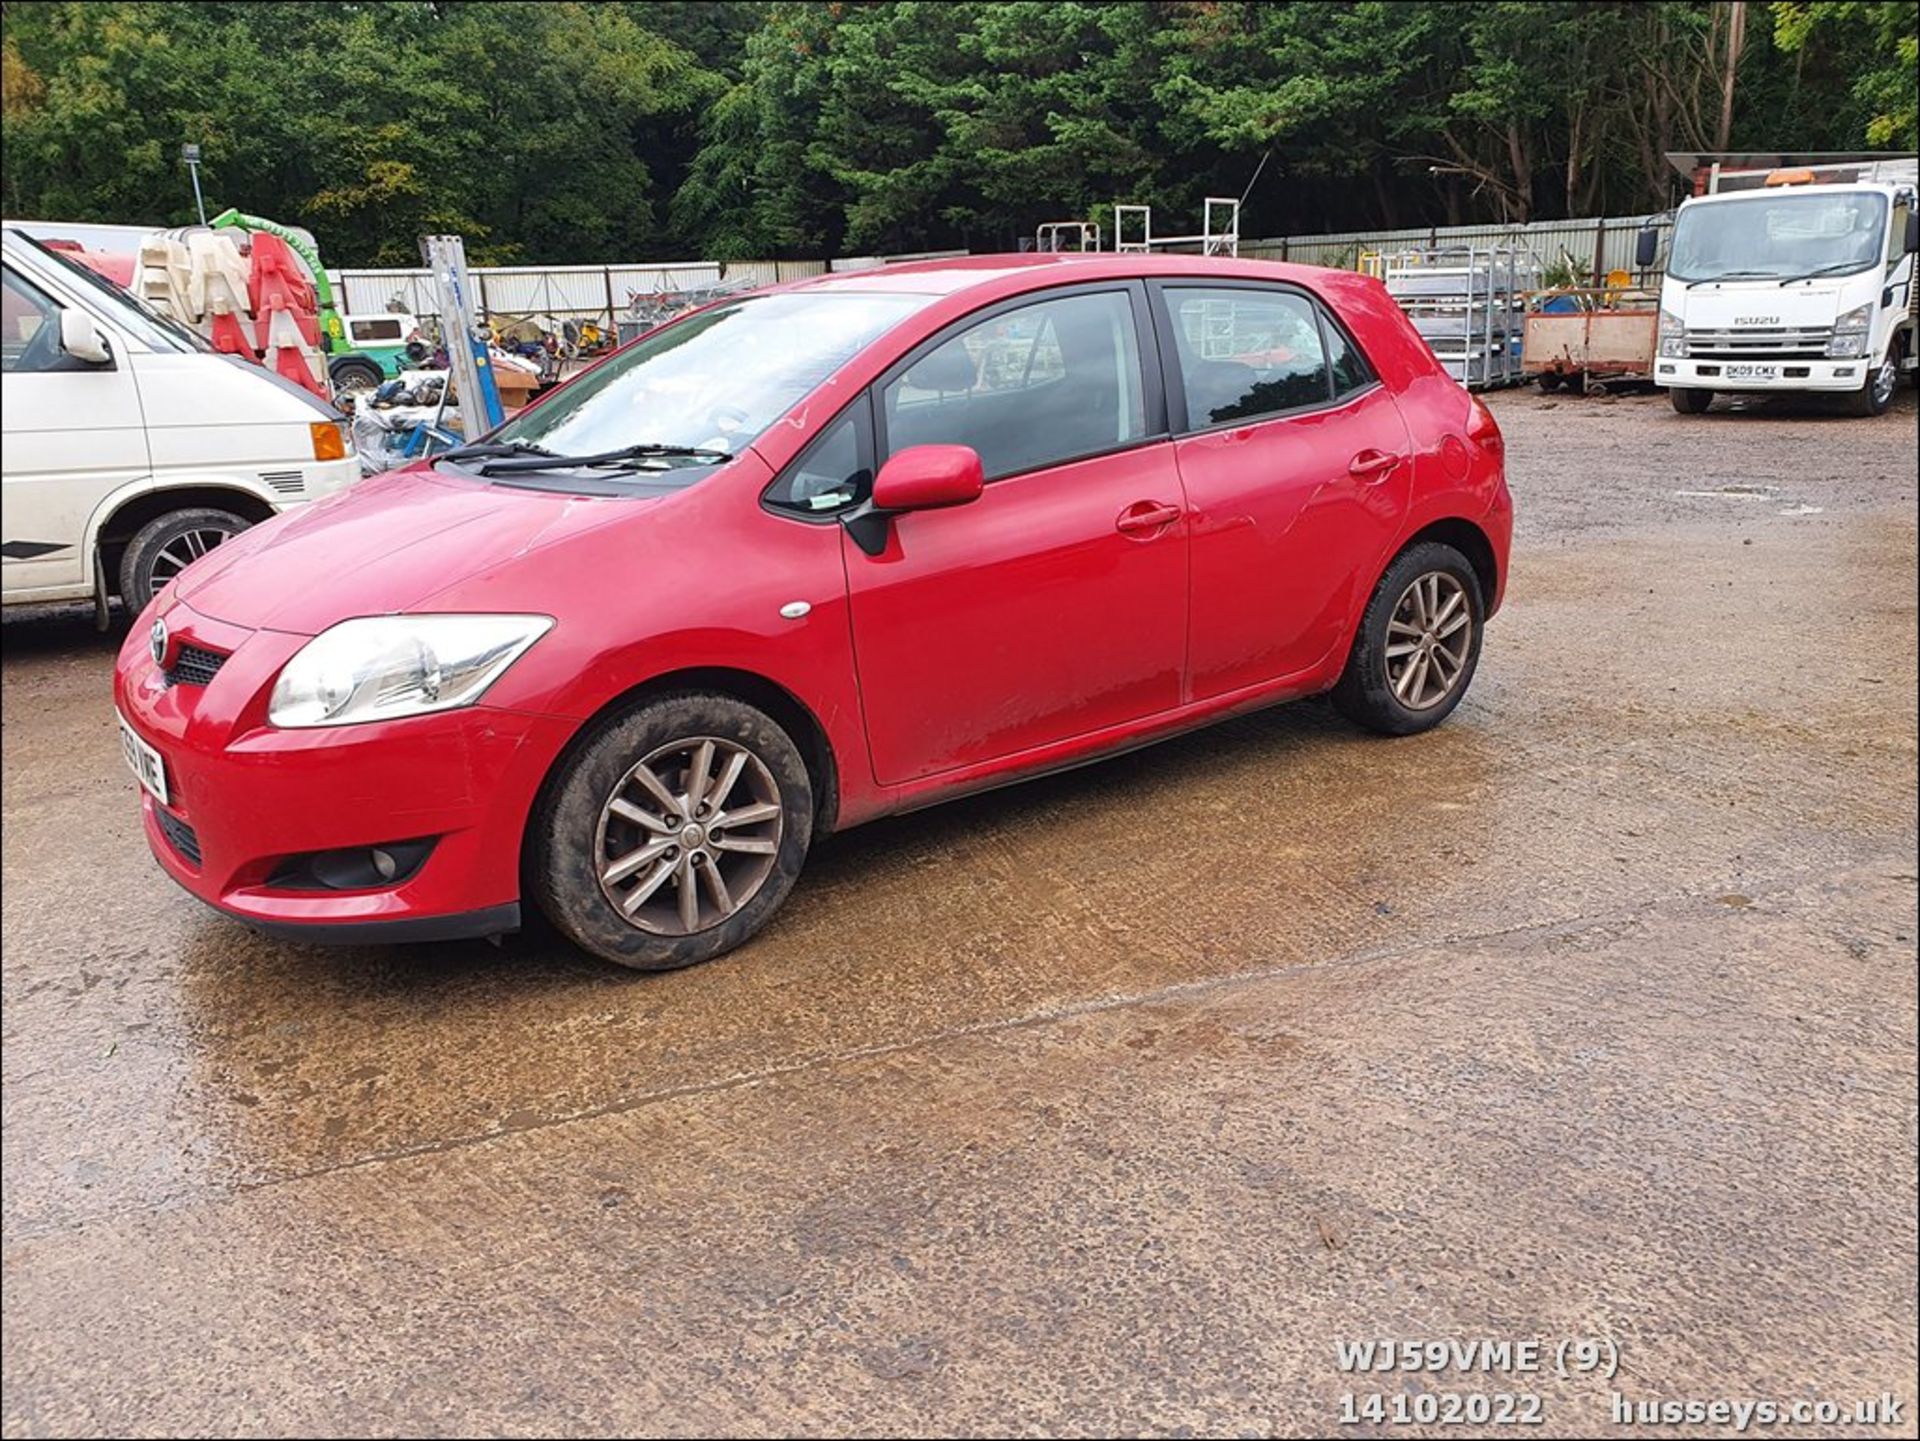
[1684,326,1832,360]
[164,644,228,687]
[154,807,202,866]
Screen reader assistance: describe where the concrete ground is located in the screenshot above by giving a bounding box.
[3,386,1916,1437]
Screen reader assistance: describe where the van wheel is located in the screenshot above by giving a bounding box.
[1842,342,1898,417]
[119,508,250,614]
[1332,542,1485,736]
[530,693,813,971]
[1669,387,1713,414]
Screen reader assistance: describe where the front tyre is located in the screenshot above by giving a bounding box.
[531,693,812,970]
[1332,541,1485,737]
[1841,342,1898,417]
[1669,386,1713,414]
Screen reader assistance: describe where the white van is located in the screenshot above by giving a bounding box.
[1,228,357,616]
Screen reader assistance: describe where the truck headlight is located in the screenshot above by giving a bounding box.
[1826,303,1871,357]
[1657,308,1686,358]
[269,614,553,728]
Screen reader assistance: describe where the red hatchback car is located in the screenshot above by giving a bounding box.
[114,255,1511,970]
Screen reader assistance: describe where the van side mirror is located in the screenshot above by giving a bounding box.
[844,444,985,557]
[1906,212,1918,255]
[58,309,111,366]
[1635,227,1659,269]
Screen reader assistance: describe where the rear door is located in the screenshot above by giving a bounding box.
[1153,281,1412,698]
[1,263,149,599]
[835,283,1190,786]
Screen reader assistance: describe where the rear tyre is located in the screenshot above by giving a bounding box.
[118,507,250,614]
[530,693,813,971]
[1669,386,1713,414]
[1841,342,1898,417]
[1332,542,1485,737]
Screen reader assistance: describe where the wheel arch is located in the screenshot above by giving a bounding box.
[1395,516,1500,616]
[90,483,278,599]
[530,665,843,853]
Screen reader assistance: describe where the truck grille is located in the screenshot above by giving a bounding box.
[154,807,203,866]
[1684,326,1832,360]
[164,644,228,687]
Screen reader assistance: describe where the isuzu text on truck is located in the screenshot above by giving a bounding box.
[1640,157,1917,417]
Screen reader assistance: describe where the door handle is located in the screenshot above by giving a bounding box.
[1116,500,1182,535]
[1349,449,1403,482]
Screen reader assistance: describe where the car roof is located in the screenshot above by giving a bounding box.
[783,251,1349,297]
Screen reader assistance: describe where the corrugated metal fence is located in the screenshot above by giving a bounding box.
[330,249,968,327]
[328,219,1672,325]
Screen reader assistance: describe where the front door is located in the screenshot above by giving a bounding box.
[2,265,149,599]
[1153,281,1414,698]
[841,284,1189,786]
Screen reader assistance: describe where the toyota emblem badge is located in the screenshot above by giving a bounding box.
[150,616,168,670]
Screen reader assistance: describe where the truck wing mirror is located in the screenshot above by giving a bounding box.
[1635,227,1659,270]
[1906,211,1918,256]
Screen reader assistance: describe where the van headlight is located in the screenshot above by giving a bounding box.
[269,614,552,728]
[1826,303,1872,357]
[1658,308,1687,358]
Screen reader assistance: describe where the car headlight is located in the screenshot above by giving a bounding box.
[1658,308,1686,358]
[1833,303,1872,333]
[269,614,553,728]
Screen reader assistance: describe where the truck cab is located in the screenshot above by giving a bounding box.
[1647,158,1917,416]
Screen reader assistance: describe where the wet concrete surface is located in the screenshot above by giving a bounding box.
[3,388,1916,1435]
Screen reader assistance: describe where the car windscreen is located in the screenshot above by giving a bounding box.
[469,289,933,491]
[8,230,215,354]
[1667,191,1889,282]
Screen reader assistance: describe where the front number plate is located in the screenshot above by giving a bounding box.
[1726,364,1777,381]
[117,710,169,806]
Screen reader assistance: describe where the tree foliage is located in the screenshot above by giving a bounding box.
[3,0,1914,266]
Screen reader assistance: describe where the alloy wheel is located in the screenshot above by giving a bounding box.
[593,736,784,935]
[150,528,233,585]
[1385,571,1473,710]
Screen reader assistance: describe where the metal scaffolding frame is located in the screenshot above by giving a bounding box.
[1382,244,1539,390]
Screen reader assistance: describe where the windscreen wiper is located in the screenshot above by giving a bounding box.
[1685,269,1784,289]
[1779,261,1870,286]
[474,443,733,476]
[437,440,558,464]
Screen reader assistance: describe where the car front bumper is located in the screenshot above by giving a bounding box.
[115,598,574,942]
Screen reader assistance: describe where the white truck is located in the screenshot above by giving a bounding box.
[1641,157,1917,417]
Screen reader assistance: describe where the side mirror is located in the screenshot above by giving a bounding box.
[1905,212,1917,255]
[1635,227,1659,269]
[871,444,984,513]
[845,444,984,556]
[58,309,111,366]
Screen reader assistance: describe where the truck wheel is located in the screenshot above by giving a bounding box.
[119,508,250,615]
[1669,387,1713,414]
[329,356,385,394]
[1841,343,1898,417]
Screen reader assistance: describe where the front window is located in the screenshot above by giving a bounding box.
[880,289,1147,479]
[486,291,931,480]
[1667,191,1890,283]
[2,266,64,373]
[9,232,213,354]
